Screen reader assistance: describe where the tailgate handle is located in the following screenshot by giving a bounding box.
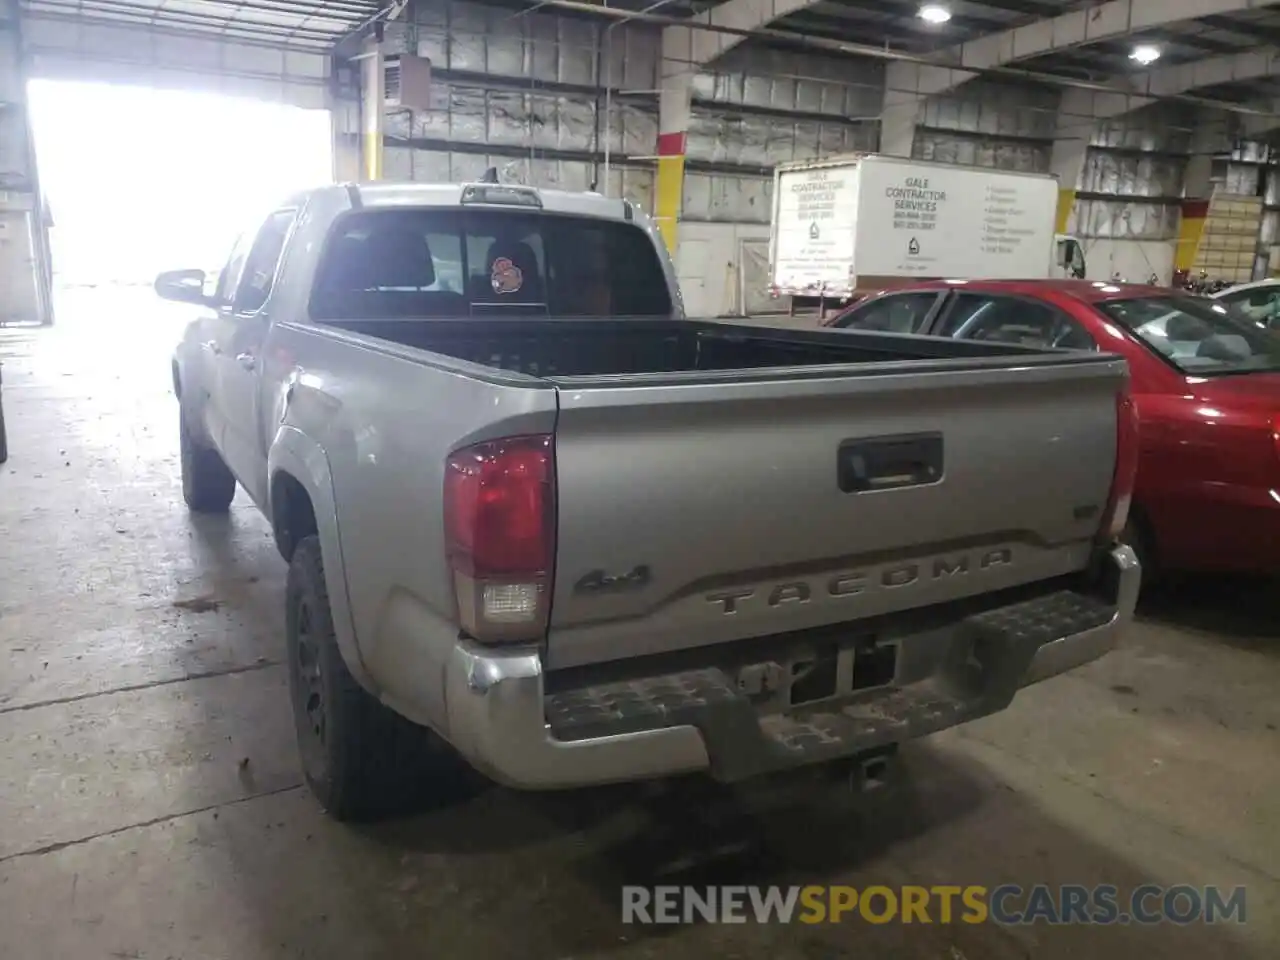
[838,433,943,493]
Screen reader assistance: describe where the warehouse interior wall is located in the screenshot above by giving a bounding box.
[379,1,887,305]
[26,79,332,287]
[0,0,51,326]
[676,221,771,317]
[377,0,1279,299]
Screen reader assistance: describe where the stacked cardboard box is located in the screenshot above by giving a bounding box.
[1192,192,1263,284]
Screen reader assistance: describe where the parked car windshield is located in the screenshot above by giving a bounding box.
[1096,295,1280,375]
[310,207,672,320]
[1215,282,1280,329]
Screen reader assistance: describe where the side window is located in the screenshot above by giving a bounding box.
[214,233,252,305]
[232,210,297,314]
[834,292,939,333]
[939,293,1097,350]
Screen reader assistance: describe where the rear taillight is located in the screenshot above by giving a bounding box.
[444,435,555,643]
[1099,387,1139,543]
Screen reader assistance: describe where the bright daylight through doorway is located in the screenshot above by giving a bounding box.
[27,79,333,288]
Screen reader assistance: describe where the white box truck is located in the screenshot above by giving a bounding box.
[768,154,1087,306]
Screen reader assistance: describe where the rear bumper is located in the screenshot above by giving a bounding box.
[443,545,1139,790]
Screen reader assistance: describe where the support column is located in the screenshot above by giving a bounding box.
[655,29,693,255]
[1176,117,1229,274]
[359,37,384,181]
[879,62,971,158]
[330,96,362,182]
[878,95,919,158]
[0,0,51,325]
[1049,89,1113,236]
[1048,136,1089,235]
[329,50,362,182]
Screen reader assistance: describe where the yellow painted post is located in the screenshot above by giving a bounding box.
[1175,199,1209,273]
[654,132,685,254]
[1055,189,1076,234]
[360,39,384,181]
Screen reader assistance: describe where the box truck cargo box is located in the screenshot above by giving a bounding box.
[768,154,1084,302]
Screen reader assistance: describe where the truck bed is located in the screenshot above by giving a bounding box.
[318,317,1075,381]
[300,313,1128,676]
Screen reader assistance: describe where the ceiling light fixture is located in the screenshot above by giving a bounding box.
[918,4,952,25]
[1129,44,1161,66]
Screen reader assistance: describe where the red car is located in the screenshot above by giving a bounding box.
[828,279,1280,579]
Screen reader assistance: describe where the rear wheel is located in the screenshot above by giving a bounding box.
[179,406,235,512]
[285,536,474,821]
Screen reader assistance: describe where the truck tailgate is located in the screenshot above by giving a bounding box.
[546,355,1127,670]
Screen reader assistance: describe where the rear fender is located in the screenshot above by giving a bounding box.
[267,425,375,694]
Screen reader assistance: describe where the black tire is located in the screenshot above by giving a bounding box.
[286,536,474,821]
[179,405,235,512]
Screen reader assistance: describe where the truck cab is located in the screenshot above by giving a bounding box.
[1055,234,1087,279]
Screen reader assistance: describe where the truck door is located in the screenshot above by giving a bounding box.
[191,234,252,455]
[215,208,296,505]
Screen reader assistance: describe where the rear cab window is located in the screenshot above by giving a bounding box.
[309,208,672,320]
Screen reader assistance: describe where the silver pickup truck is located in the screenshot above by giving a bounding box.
[157,180,1140,821]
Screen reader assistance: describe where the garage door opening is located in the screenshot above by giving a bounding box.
[27,78,333,294]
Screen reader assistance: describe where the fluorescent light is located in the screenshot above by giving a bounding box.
[1129,44,1161,66]
[918,4,952,24]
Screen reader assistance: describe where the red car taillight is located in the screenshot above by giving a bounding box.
[1099,387,1140,543]
[444,435,555,644]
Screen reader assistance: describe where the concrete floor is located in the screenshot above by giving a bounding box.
[1,290,1278,959]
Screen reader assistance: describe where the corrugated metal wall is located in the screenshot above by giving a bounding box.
[385,1,658,212]
[385,4,1225,252]
[914,79,1058,173]
[911,82,1188,243]
[682,45,881,223]
[1070,103,1191,242]
[1,0,51,324]
[1220,141,1279,276]
[386,3,882,226]
[0,0,28,193]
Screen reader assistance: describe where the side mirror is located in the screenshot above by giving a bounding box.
[154,268,213,306]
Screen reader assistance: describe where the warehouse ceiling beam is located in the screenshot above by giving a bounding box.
[880,0,1277,157]
[1052,48,1280,194]
[1049,47,1280,245]
[886,0,1275,102]
[1053,46,1280,141]
[664,0,816,68]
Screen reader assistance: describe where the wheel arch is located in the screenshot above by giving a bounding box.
[268,427,376,695]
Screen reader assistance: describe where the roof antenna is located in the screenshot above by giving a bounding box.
[479,166,500,184]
